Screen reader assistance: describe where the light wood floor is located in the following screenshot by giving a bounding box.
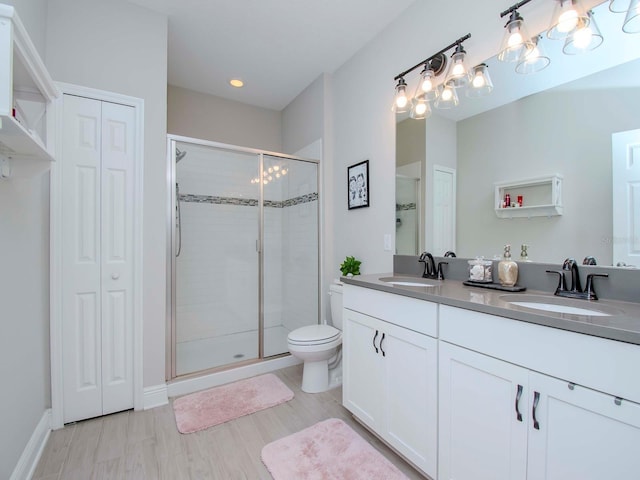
[33,365,426,479]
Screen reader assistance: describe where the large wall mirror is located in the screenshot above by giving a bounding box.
[396,1,640,267]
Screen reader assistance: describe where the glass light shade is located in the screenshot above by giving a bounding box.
[563,11,603,54]
[547,0,589,40]
[434,84,459,109]
[609,0,630,13]
[623,0,640,33]
[410,97,432,119]
[498,12,534,62]
[466,64,493,98]
[414,67,438,101]
[444,45,469,88]
[392,78,410,113]
[515,36,551,74]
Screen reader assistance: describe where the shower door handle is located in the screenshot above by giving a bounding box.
[175,182,182,257]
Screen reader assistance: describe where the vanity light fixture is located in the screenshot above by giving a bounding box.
[547,0,590,40]
[515,35,551,74]
[392,34,472,117]
[498,1,535,63]
[444,44,470,88]
[623,0,640,33]
[392,77,410,113]
[466,63,494,97]
[563,10,603,54]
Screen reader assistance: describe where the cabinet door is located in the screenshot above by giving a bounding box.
[527,371,640,480]
[342,309,384,431]
[439,342,528,480]
[383,321,437,478]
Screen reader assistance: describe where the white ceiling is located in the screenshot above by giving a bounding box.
[126,0,417,111]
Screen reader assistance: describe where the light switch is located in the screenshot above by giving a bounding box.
[384,234,392,251]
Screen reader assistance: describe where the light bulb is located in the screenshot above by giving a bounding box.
[268,167,273,173]
[276,173,281,178]
[472,73,486,88]
[263,179,268,185]
[415,102,428,116]
[421,77,433,93]
[557,9,579,32]
[395,92,408,109]
[572,25,593,48]
[452,62,465,76]
[526,45,540,63]
[282,169,288,175]
[268,175,273,181]
[273,165,280,171]
[508,31,524,48]
[442,87,453,101]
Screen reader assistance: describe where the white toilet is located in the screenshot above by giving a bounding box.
[287,280,343,393]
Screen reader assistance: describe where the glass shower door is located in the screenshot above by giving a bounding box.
[173,141,260,375]
[262,155,319,357]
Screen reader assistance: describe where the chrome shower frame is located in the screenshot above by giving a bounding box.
[165,134,322,381]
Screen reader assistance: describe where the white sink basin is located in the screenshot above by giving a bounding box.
[379,276,438,287]
[499,294,622,317]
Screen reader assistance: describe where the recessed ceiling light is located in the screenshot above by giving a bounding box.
[230,79,244,88]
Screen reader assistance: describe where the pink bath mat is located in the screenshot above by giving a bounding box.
[261,418,410,480]
[173,373,294,434]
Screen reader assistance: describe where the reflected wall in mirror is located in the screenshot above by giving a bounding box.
[395,1,640,266]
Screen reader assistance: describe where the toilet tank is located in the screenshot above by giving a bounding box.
[329,281,344,330]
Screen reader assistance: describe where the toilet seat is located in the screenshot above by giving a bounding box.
[288,324,341,346]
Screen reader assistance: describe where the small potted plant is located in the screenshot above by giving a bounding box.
[340,256,362,277]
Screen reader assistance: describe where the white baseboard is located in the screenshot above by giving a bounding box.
[143,384,169,410]
[167,356,302,398]
[10,409,51,480]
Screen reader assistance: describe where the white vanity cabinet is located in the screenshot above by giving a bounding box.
[342,285,438,478]
[439,304,640,480]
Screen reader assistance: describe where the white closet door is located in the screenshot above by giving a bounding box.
[61,95,135,423]
[62,95,103,423]
[100,101,135,415]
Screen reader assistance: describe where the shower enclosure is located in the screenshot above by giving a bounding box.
[167,136,320,379]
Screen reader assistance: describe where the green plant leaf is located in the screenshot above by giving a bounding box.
[339,255,362,276]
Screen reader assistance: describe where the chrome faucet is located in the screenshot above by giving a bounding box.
[419,252,447,280]
[546,257,608,300]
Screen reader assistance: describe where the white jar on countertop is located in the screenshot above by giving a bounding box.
[468,257,493,283]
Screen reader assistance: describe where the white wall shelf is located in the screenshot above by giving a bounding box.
[0,4,59,173]
[494,174,563,219]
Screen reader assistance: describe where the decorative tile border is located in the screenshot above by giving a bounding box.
[396,202,416,211]
[180,192,318,209]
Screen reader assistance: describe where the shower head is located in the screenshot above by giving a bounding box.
[176,148,187,162]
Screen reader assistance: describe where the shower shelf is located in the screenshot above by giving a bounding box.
[0,5,59,177]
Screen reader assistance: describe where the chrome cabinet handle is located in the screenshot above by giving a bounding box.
[372,330,379,354]
[515,384,523,422]
[379,333,386,357]
[532,391,541,430]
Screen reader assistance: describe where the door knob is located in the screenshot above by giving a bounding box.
[111,273,120,280]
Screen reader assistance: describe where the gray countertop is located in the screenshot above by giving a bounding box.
[342,273,640,345]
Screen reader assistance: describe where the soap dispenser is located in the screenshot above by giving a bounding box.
[498,244,518,287]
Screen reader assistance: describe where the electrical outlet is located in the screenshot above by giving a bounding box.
[384,234,392,251]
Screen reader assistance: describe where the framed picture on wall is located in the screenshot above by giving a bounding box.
[347,160,370,210]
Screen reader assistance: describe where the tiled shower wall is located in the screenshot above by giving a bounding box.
[175,146,318,347]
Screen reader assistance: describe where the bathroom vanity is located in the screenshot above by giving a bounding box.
[341,275,640,480]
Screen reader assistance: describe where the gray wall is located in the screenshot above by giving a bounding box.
[282,74,326,155]
[168,85,283,152]
[46,0,168,387]
[0,2,50,478]
[457,86,640,264]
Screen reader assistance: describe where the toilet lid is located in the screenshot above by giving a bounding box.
[288,325,341,344]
